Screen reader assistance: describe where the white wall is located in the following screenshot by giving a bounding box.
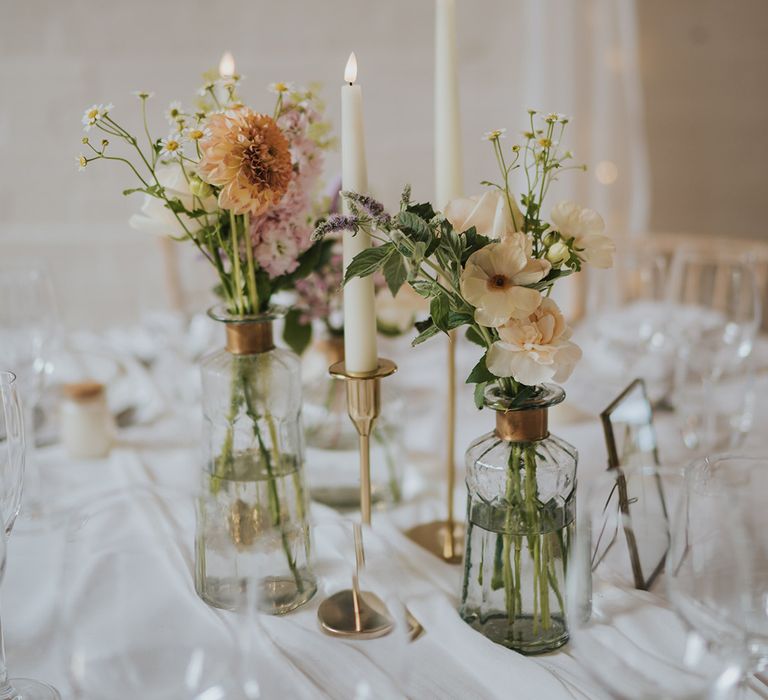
[2,0,766,329]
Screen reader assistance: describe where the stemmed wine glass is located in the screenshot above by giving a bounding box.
[667,455,768,695]
[0,264,58,516]
[567,465,744,699]
[0,370,60,698]
[667,250,761,454]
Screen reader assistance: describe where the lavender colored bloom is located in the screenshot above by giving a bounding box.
[312,213,359,241]
[342,191,387,219]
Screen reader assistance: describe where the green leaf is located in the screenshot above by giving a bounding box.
[443,222,464,262]
[474,381,487,409]
[255,270,272,312]
[282,308,312,356]
[382,250,407,297]
[446,311,474,330]
[343,244,393,285]
[122,184,163,198]
[165,198,188,214]
[466,354,496,384]
[430,294,450,332]
[465,326,486,347]
[411,322,440,347]
[410,279,440,299]
[406,202,436,221]
[397,211,432,242]
[461,227,493,265]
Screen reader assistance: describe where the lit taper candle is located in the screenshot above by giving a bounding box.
[341,52,378,373]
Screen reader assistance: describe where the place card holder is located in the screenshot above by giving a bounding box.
[599,378,668,590]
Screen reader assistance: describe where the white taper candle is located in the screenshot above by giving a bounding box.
[341,52,378,373]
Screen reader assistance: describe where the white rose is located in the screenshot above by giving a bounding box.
[444,190,524,240]
[550,200,614,269]
[129,163,217,237]
[486,298,582,385]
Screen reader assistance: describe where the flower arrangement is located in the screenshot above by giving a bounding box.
[313,110,614,645]
[313,111,612,400]
[78,73,333,319]
[79,69,334,612]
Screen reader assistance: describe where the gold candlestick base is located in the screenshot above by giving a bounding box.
[317,358,398,640]
[404,332,464,565]
[405,520,465,564]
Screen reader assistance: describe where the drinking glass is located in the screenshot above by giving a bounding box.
[567,466,744,699]
[60,486,240,699]
[667,456,768,689]
[573,240,676,409]
[667,250,761,454]
[0,371,60,699]
[0,264,58,515]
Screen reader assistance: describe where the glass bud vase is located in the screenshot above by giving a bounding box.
[302,337,404,509]
[459,384,577,654]
[195,306,316,614]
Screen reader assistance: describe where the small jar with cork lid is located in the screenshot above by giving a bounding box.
[60,380,114,459]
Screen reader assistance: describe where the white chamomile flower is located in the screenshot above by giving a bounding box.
[160,133,183,157]
[483,128,507,141]
[268,81,294,95]
[132,91,154,100]
[198,82,215,96]
[544,113,559,123]
[81,103,111,131]
[185,126,204,141]
[165,101,184,125]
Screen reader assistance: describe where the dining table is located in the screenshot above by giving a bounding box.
[4,314,768,699]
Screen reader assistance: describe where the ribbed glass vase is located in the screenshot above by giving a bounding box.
[459,384,577,654]
[195,306,316,615]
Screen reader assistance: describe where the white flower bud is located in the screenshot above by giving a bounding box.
[546,241,570,266]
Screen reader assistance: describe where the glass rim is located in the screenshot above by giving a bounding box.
[207,303,287,324]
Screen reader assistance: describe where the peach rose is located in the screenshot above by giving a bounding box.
[486,298,582,385]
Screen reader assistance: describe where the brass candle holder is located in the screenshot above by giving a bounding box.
[404,330,464,564]
[317,358,398,639]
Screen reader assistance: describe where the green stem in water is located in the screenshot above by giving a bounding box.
[240,362,304,593]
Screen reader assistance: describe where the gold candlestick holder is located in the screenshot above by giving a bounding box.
[317,358,398,639]
[404,330,465,564]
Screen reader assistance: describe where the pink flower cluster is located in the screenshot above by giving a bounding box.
[294,251,344,327]
[249,98,325,278]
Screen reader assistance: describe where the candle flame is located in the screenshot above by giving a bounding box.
[219,51,235,79]
[344,52,358,84]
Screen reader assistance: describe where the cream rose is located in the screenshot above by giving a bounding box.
[550,200,614,268]
[486,298,582,385]
[460,232,550,327]
[129,163,216,237]
[444,190,524,240]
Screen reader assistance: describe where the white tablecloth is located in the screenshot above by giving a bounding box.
[4,329,768,699]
